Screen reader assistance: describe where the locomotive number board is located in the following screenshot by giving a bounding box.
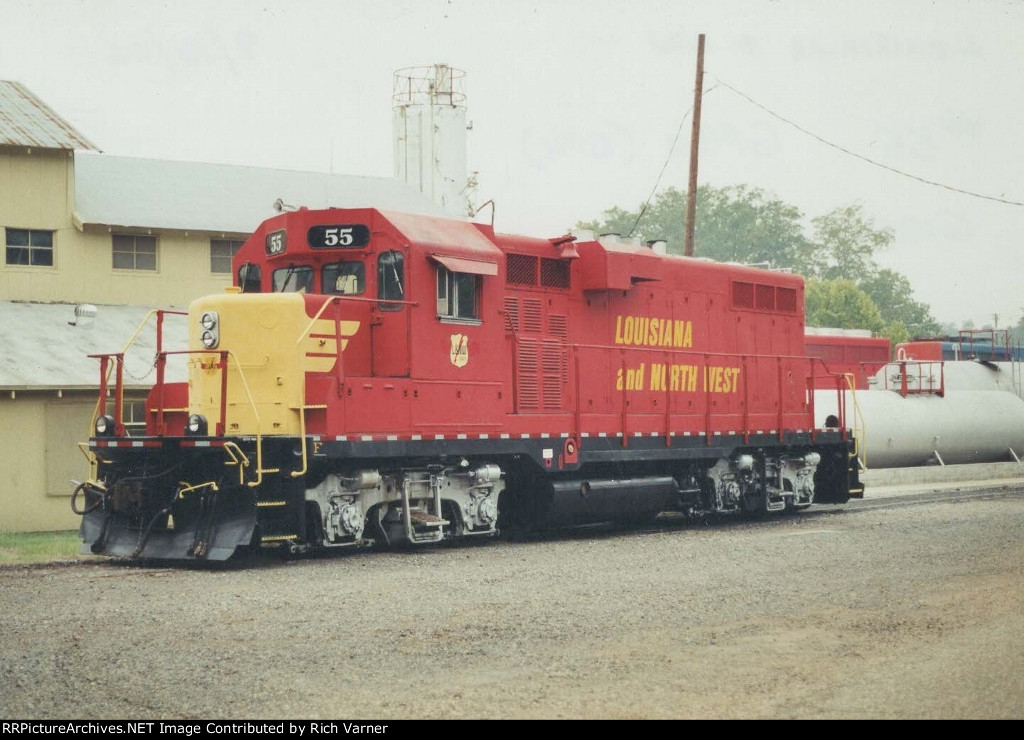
[308,224,371,249]
[265,229,287,256]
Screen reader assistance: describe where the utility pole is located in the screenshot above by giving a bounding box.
[684,34,706,258]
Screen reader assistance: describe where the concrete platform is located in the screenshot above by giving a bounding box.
[860,461,1024,497]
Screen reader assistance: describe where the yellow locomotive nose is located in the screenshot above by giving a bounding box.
[187,293,357,437]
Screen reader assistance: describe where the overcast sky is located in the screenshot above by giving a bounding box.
[3,0,1023,329]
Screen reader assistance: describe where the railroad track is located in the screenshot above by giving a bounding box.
[839,483,1024,512]
[59,483,1024,569]
[615,483,1024,541]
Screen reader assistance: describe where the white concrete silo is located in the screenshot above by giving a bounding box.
[392,64,476,218]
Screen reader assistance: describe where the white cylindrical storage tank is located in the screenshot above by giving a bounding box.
[939,360,1021,393]
[392,65,471,217]
[815,386,1024,468]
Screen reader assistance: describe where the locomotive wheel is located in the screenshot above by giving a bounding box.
[363,505,390,549]
[742,489,769,518]
[442,500,465,543]
[304,502,325,547]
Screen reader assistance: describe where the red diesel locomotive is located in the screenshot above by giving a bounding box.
[74,207,861,561]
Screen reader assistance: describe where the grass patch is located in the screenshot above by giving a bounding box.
[0,531,82,565]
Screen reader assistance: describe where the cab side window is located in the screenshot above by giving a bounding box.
[436,266,480,321]
[238,263,262,293]
[377,251,404,310]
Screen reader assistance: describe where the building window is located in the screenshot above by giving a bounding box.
[210,239,244,273]
[112,234,157,271]
[5,228,54,266]
[436,266,480,321]
[123,399,148,436]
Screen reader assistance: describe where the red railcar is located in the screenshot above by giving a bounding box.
[805,332,891,390]
[896,329,1023,363]
[75,208,860,561]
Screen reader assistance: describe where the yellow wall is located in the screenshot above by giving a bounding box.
[0,148,244,306]
[0,392,92,533]
[0,148,251,531]
[0,148,70,228]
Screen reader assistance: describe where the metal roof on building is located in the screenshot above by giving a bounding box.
[0,302,189,390]
[73,152,455,235]
[0,80,99,151]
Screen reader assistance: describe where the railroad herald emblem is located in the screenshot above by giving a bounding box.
[450,334,469,367]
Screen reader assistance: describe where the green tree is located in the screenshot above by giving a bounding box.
[807,204,892,281]
[805,207,939,341]
[857,269,940,339]
[576,204,640,244]
[577,184,813,268]
[580,185,941,345]
[805,279,885,334]
[695,185,815,268]
[880,320,911,347]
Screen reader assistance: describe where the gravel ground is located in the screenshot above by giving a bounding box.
[1,490,1023,720]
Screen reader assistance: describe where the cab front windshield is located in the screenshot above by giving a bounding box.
[324,261,365,295]
[273,265,314,293]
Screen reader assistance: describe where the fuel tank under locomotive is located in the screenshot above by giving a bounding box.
[546,476,678,528]
[500,445,851,532]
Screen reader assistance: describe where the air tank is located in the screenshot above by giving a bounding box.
[815,360,1024,468]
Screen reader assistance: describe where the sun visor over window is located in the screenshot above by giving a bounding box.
[430,254,498,276]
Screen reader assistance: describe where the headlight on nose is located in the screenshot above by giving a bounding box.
[199,311,219,348]
[94,414,116,437]
[186,414,208,436]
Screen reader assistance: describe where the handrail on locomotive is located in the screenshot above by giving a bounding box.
[87,307,857,453]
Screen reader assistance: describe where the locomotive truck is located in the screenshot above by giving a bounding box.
[73,206,861,561]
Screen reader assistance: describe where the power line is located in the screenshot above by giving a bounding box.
[716,78,1024,208]
[627,84,720,237]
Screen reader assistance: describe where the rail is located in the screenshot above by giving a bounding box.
[88,309,288,487]
[957,328,1017,362]
[86,309,186,437]
[89,309,187,437]
[291,296,348,478]
[96,303,859,476]
[843,372,867,469]
[95,296,367,483]
[876,360,945,397]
